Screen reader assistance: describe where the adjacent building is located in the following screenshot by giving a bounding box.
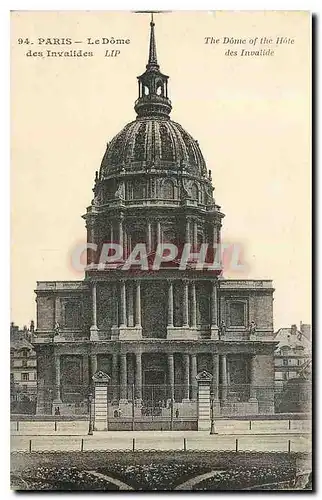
[274,323,311,413]
[10,323,37,413]
[32,19,277,423]
[274,323,311,390]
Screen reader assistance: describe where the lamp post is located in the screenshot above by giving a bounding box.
[170,397,175,431]
[88,392,93,435]
[210,392,217,435]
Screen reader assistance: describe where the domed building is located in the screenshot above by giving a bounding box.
[33,18,277,425]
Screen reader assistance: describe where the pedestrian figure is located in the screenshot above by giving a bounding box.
[54,406,60,416]
[219,320,226,339]
[175,408,179,419]
[249,320,257,336]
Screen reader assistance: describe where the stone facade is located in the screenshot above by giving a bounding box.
[33,19,277,420]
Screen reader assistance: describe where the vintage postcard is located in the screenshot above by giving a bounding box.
[10,10,312,491]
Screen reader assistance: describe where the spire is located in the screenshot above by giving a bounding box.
[134,15,172,119]
[147,13,159,69]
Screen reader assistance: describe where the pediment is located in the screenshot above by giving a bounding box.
[92,370,111,383]
[196,370,213,382]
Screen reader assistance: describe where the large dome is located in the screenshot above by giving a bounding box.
[100,117,207,178]
[98,18,209,182]
[85,17,223,257]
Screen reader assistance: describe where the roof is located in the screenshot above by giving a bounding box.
[99,118,207,179]
[274,327,311,353]
[10,338,34,351]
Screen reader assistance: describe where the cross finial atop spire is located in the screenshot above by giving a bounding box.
[147,12,159,69]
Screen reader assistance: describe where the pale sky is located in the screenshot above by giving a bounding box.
[11,10,311,330]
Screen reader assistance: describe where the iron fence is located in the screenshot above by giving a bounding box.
[11,381,312,416]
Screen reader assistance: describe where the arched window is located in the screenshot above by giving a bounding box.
[162,179,175,199]
[132,180,145,199]
[163,228,177,244]
[105,182,115,200]
[131,228,146,248]
[200,186,205,204]
[144,86,149,96]
[155,79,164,96]
[191,183,199,201]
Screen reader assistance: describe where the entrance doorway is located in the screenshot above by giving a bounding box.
[142,370,167,416]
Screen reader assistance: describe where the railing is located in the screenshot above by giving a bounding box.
[11,434,311,455]
[12,382,311,417]
[32,331,89,343]
[30,329,274,343]
[219,280,273,289]
[36,281,87,291]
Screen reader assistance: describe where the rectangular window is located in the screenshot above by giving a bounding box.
[283,359,288,366]
[22,359,28,368]
[229,302,246,326]
[21,373,29,381]
[65,301,81,328]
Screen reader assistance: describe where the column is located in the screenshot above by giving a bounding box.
[191,281,197,328]
[168,353,174,400]
[221,354,228,401]
[211,282,218,327]
[54,297,61,325]
[135,353,142,400]
[87,221,95,265]
[193,221,198,249]
[120,280,127,327]
[185,219,190,244]
[110,222,114,243]
[212,354,220,401]
[54,354,61,402]
[113,283,118,326]
[120,354,127,401]
[135,281,141,327]
[112,354,118,401]
[249,355,257,401]
[90,354,98,378]
[128,233,132,254]
[91,282,97,329]
[124,227,128,258]
[147,220,152,253]
[183,354,190,400]
[191,354,198,400]
[157,221,162,247]
[167,281,174,327]
[213,224,217,246]
[183,280,189,327]
[119,219,124,258]
[128,283,134,327]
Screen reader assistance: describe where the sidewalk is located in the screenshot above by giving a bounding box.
[11,431,311,453]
